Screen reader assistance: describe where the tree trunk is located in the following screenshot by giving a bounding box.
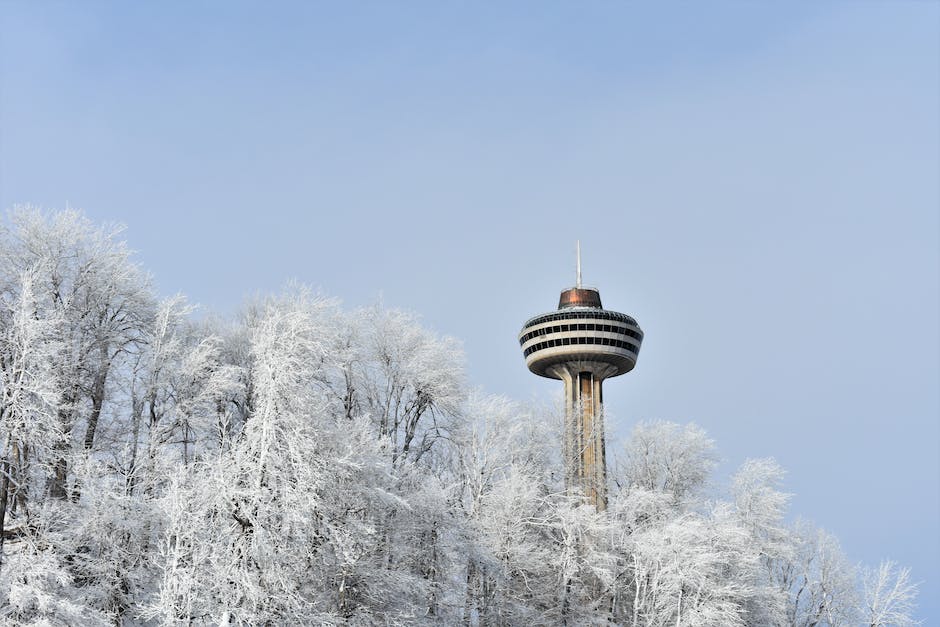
[562,576,572,626]
[0,457,10,566]
[50,392,76,500]
[50,455,69,499]
[83,345,111,450]
[425,523,439,617]
[464,559,476,626]
[126,392,143,496]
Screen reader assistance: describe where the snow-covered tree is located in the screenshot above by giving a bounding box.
[151,291,344,623]
[731,458,792,625]
[860,560,921,627]
[787,520,860,627]
[353,306,464,466]
[618,420,717,505]
[0,207,154,499]
[620,509,755,626]
[0,265,64,547]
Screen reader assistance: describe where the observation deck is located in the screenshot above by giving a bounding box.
[518,286,643,379]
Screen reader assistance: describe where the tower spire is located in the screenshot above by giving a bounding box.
[576,240,582,289]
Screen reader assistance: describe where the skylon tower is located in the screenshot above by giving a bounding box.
[518,243,643,511]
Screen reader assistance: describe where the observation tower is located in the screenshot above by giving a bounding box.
[518,243,643,511]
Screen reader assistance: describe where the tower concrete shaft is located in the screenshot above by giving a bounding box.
[551,365,609,510]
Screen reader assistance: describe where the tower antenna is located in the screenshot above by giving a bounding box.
[576,240,582,289]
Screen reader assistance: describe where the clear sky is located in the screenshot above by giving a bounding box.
[2,1,938,620]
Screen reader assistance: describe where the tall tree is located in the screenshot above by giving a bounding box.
[731,458,792,626]
[354,306,464,465]
[618,420,717,505]
[786,521,860,627]
[0,265,63,552]
[0,208,154,499]
[860,560,921,627]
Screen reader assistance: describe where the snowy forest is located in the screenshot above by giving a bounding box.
[0,208,920,626]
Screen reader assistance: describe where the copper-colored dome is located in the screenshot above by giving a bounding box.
[558,287,602,309]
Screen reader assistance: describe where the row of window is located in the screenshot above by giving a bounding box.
[518,323,643,346]
[522,309,638,330]
[522,336,641,357]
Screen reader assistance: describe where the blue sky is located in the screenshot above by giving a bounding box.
[2,1,938,619]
